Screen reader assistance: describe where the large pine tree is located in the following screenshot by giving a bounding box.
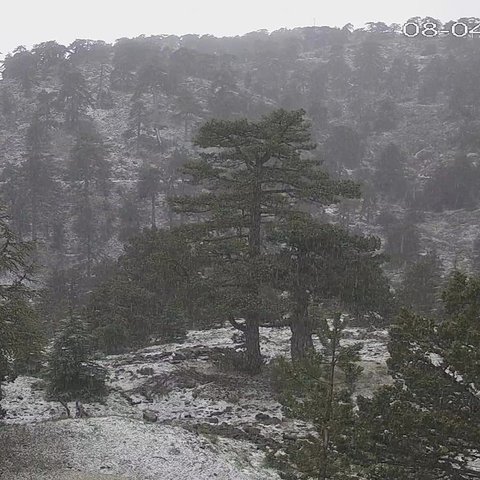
[170,109,360,372]
[0,209,43,405]
[269,214,392,361]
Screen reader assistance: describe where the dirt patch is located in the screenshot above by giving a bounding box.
[0,423,65,478]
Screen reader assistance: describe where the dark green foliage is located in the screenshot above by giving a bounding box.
[47,316,106,401]
[273,315,363,479]
[398,251,443,316]
[0,209,43,400]
[357,275,480,479]
[269,214,392,360]
[171,109,360,372]
[440,271,480,387]
[86,228,204,353]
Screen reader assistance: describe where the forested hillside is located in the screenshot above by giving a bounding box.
[1,18,480,480]
[1,21,480,283]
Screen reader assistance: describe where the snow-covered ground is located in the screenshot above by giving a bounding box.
[1,325,390,479]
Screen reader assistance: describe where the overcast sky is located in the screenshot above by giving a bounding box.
[0,0,478,54]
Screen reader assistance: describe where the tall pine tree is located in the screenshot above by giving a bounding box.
[170,109,359,372]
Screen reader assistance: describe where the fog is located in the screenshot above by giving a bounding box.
[0,0,478,53]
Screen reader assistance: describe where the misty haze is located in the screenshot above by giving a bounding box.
[0,3,480,480]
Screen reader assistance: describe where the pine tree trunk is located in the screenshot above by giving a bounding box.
[290,319,313,362]
[290,285,313,361]
[291,256,314,362]
[245,319,262,372]
[319,325,338,480]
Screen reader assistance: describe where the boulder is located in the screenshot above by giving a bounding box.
[142,410,158,423]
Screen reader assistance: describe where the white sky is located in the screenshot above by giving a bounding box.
[0,0,478,54]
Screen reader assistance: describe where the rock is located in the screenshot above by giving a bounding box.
[205,417,219,424]
[179,378,196,389]
[143,410,158,423]
[243,426,261,435]
[137,367,154,376]
[255,412,281,424]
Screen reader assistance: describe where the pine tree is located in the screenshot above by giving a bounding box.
[357,274,480,479]
[21,114,61,241]
[170,109,360,372]
[270,214,392,360]
[0,163,30,240]
[123,96,157,155]
[86,228,203,352]
[273,313,363,479]
[0,208,43,403]
[57,66,94,130]
[32,41,67,77]
[2,46,38,94]
[137,163,163,229]
[398,251,443,317]
[47,315,106,401]
[175,86,202,140]
[68,126,111,276]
